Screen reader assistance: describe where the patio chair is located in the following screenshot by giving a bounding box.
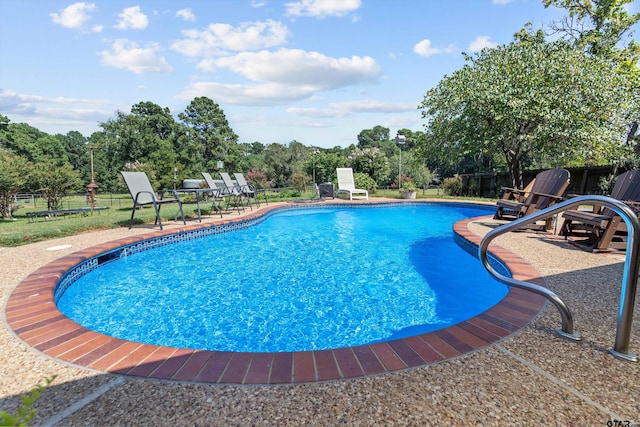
[336,168,368,200]
[234,172,267,207]
[559,169,640,252]
[220,172,248,212]
[497,178,536,204]
[494,168,570,230]
[198,172,226,218]
[120,171,185,230]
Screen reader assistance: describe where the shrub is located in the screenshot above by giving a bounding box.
[1,375,56,426]
[277,189,301,198]
[442,177,463,196]
[246,170,271,189]
[400,180,417,192]
[354,173,377,193]
[290,172,311,192]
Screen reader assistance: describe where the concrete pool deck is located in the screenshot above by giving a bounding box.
[1,199,638,425]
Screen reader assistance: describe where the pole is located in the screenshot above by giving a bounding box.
[398,146,401,188]
[87,146,97,213]
[173,167,177,191]
[395,134,405,188]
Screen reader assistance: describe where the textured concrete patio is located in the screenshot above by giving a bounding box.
[1,199,638,426]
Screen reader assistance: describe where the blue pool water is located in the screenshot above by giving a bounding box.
[57,204,508,352]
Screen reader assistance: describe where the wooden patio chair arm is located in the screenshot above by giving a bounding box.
[528,191,565,200]
[499,186,527,201]
[500,186,525,194]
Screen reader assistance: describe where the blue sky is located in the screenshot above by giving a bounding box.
[1,0,637,148]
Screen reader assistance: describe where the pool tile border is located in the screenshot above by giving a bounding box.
[5,202,547,384]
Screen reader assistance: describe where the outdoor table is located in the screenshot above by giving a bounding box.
[177,187,224,221]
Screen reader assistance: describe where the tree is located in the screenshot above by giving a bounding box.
[1,122,67,163]
[543,0,640,58]
[62,131,89,174]
[357,126,389,148]
[543,0,640,160]
[349,147,390,186]
[0,115,10,148]
[31,160,83,210]
[418,34,636,187]
[401,151,432,189]
[263,143,294,187]
[0,149,32,219]
[178,97,239,173]
[308,151,347,184]
[99,102,179,189]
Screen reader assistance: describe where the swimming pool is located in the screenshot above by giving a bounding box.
[56,203,509,353]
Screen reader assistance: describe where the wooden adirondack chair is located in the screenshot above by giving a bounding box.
[494,168,570,230]
[559,169,640,252]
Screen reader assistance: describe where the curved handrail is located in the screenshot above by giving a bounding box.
[479,195,639,362]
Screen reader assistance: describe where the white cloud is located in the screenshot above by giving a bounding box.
[443,44,457,54]
[50,2,96,29]
[285,0,361,18]
[179,49,380,106]
[492,0,514,4]
[286,107,342,118]
[413,39,441,57]
[287,100,415,118]
[468,35,498,52]
[177,81,316,105]
[0,89,110,108]
[0,89,114,131]
[329,100,415,114]
[92,24,103,33]
[212,48,379,89]
[171,20,288,57]
[99,39,173,74]
[115,6,148,30]
[251,0,266,7]
[176,8,196,22]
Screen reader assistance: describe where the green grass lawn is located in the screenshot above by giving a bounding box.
[0,193,212,247]
[1,188,490,247]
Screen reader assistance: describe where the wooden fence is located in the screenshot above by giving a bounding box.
[459,165,623,198]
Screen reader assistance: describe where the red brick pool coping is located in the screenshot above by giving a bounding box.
[5,203,547,384]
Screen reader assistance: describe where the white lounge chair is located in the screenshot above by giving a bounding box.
[336,168,368,200]
[121,171,185,230]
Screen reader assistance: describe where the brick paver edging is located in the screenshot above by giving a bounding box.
[5,203,546,384]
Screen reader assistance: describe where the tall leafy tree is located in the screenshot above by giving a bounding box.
[62,130,89,174]
[544,0,640,156]
[418,33,635,187]
[100,102,179,188]
[178,97,238,173]
[263,143,293,187]
[1,122,67,163]
[357,125,389,148]
[543,0,640,58]
[306,150,347,184]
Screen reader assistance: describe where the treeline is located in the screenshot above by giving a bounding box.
[0,102,431,218]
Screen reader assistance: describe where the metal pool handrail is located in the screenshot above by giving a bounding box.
[479,195,639,362]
